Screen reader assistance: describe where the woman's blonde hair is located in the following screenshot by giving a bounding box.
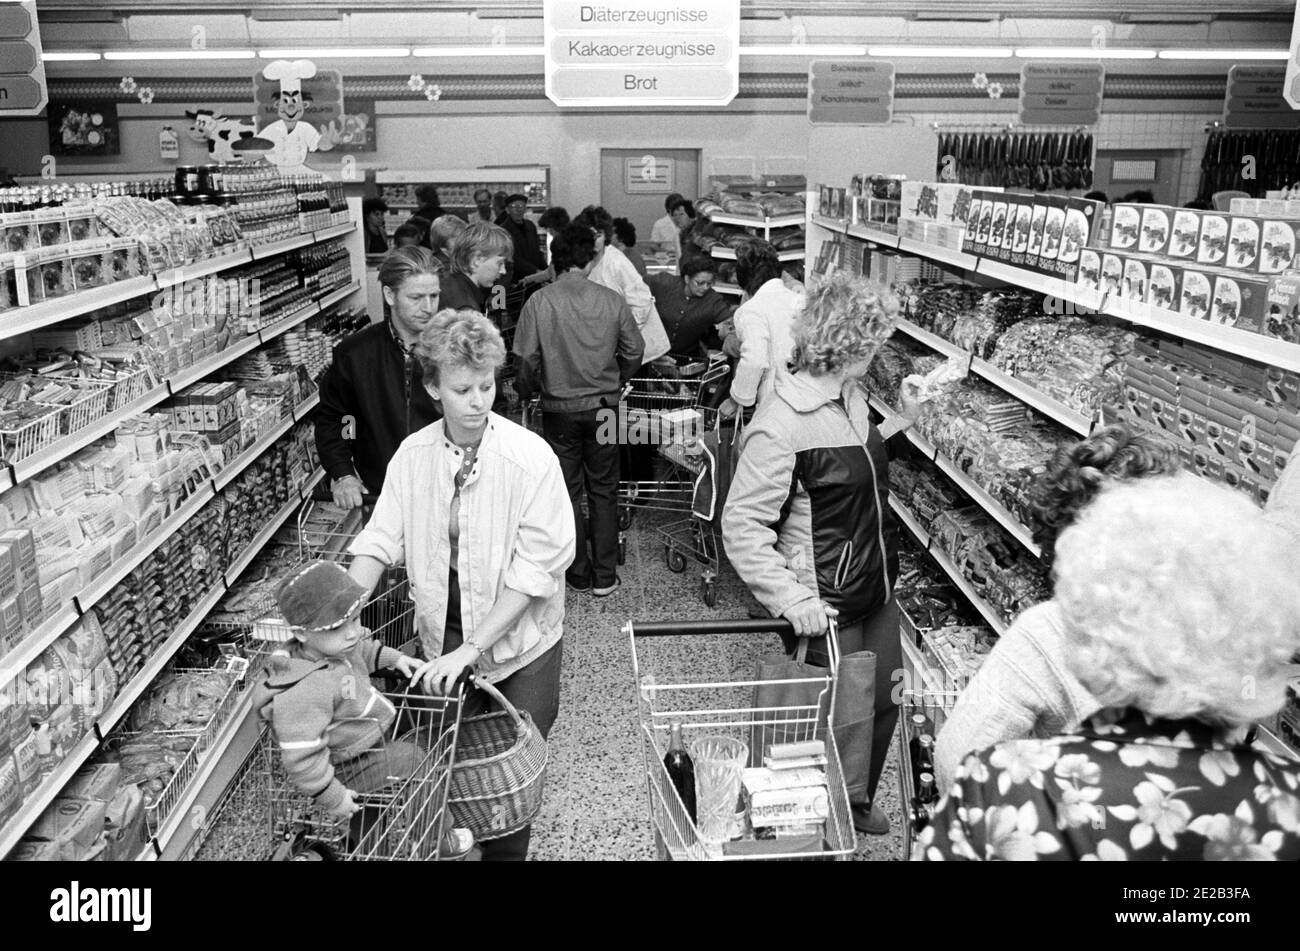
[449,222,514,276]
[789,272,899,376]
[1056,473,1300,727]
[415,309,506,388]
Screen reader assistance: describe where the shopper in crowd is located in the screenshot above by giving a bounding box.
[362,196,389,255]
[933,425,1182,791]
[441,221,513,314]
[492,190,509,220]
[497,193,545,284]
[720,239,803,415]
[1082,190,1108,204]
[723,272,926,835]
[668,197,697,257]
[918,475,1300,861]
[513,224,644,598]
[348,308,575,862]
[428,214,467,270]
[470,187,494,223]
[538,206,570,239]
[650,192,685,255]
[411,184,446,224]
[1184,197,1214,211]
[393,218,429,249]
[611,217,648,279]
[1120,189,1156,204]
[315,247,443,508]
[647,252,733,359]
[576,204,671,363]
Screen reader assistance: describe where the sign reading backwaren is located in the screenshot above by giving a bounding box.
[545,0,739,107]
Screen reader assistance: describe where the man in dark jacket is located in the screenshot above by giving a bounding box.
[495,193,544,282]
[315,248,443,504]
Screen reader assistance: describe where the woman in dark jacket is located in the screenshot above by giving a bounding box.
[440,221,514,314]
[722,272,924,836]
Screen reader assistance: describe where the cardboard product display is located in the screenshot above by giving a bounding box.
[984,198,1010,262]
[1168,209,1202,260]
[1077,248,1103,294]
[1100,252,1125,296]
[1109,203,1142,252]
[1211,273,1269,333]
[1263,270,1300,345]
[1038,200,1067,274]
[1138,205,1173,257]
[1120,257,1149,303]
[1146,262,1180,312]
[1025,199,1049,265]
[1227,217,1262,271]
[962,194,988,256]
[1180,269,1214,321]
[1009,201,1033,267]
[1260,220,1300,275]
[1050,197,1102,281]
[1197,212,1230,267]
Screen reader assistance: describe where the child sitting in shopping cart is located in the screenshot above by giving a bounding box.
[255,560,427,825]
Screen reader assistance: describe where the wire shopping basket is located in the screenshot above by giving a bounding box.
[628,617,856,861]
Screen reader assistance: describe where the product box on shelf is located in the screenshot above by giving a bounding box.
[1119,257,1148,303]
[1077,248,1103,294]
[1197,212,1231,267]
[1008,200,1034,267]
[1109,203,1142,252]
[1048,198,1103,282]
[1146,262,1180,312]
[984,197,1011,262]
[1180,269,1214,321]
[1138,205,1173,257]
[1024,197,1050,266]
[1263,270,1300,344]
[1260,219,1300,275]
[1227,217,1262,271]
[1168,209,1202,260]
[1100,252,1124,296]
[1037,199,1068,275]
[961,194,989,256]
[1211,273,1269,332]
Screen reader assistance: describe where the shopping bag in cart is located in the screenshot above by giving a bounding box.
[751,636,876,806]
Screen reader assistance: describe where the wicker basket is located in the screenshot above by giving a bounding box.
[445,678,548,842]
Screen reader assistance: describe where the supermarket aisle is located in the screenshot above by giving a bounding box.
[528,508,906,862]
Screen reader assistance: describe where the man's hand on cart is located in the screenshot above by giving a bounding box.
[718,397,740,419]
[392,653,422,680]
[327,788,362,820]
[782,598,838,637]
[331,474,366,510]
[411,644,479,696]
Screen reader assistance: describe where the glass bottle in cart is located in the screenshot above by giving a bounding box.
[664,721,697,823]
[915,735,936,788]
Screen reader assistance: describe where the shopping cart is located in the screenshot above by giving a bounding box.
[628,617,857,861]
[896,609,962,859]
[259,685,467,861]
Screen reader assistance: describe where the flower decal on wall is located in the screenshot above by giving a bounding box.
[987,81,1004,100]
[119,76,137,94]
[424,83,442,102]
[138,87,155,105]
[407,74,427,92]
[972,72,989,90]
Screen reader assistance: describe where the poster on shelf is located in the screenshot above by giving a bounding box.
[807,61,894,125]
[0,1,47,117]
[544,0,739,108]
[1227,66,1300,129]
[1018,63,1103,127]
[47,100,120,156]
[321,99,376,153]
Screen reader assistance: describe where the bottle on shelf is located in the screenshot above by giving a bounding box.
[663,720,697,823]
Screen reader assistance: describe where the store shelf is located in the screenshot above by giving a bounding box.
[0,604,79,689]
[249,231,316,262]
[314,223,357,243]
[710,245,804,263]
[866,393,939,460]
[224,469,323,587]
[889,495,932,550]
[715,283,742,296]
[291,391,321,423]
[897,237,978,273]
[706,211,805,230]
[974,258,1108,316]
[315,280,361,313]
[0,728,101,858]
[153,247,254,291]
[250,304,321,349]
[968,357,1095,438]
[0,274,159,343]
[894,318,969,363]
[73,484,217,615]
[899,625,949,699]
[213,412,299,492]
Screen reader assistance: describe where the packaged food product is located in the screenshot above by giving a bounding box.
[1197,213,1230,266]
[1137,206,1173,256]
[1168,209,1202,260]
[35,208,71,249]
[1259,220,1300,275]
[1,212,39,254]
[1109,203,1142,251]
[1227,217,1261,271]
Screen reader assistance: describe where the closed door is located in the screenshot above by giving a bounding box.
[1093,149,1184,206]
[599,148,700,250]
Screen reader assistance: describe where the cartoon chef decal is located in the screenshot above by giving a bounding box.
[259,59,331,176]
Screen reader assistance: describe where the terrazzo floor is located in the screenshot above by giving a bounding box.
[527,507,908,862]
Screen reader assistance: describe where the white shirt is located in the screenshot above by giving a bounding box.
[650,213,680,257]
[348,416,576,683]
[260,119,321,176]
[730,278,805,409]
[589,245,671,362]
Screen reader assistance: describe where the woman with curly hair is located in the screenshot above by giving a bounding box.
[347,308,575,861]
[723,272,925,835]
[933,424,1180,790]
[919,475,1300,860]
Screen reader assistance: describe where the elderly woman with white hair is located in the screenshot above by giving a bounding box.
[917,474,1300,861]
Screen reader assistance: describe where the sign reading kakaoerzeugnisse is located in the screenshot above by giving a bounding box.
[807,61,895,125]
[1018,63,1104,127]
[544,0,739,107]
[0,1,48,117]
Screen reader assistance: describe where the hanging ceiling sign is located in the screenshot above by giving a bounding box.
[544,0,739,107]
[1229,65,1300,129]
[1285,7,1300,110]
[807,61,894,125]
[0,1,47,117]
[1018,63,1104,127]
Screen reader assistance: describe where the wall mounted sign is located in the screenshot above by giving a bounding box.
[1286,6,1300,110]
[0,1,47,117]
[1018,63,1104,126]
[1228,66,1300,129]
[807,60,894,125]
[624,154,675,192]
[544,0,739,107]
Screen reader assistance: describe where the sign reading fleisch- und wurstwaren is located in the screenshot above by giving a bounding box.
[1229,66,1300,128]
[544,0,739,107]
[1018,63,1103,127]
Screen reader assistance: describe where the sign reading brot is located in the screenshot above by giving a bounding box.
[545,0,739,107]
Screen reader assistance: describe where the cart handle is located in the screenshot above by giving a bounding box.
[309,485,379,505]
[628,617,838,639]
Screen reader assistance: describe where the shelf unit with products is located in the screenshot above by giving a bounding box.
[374,166,551,234]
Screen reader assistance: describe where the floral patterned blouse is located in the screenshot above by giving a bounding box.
[915,708,1300,861]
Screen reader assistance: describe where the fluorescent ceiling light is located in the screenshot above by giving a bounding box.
[104,49,255,60]
[740,45,868,56]
[868,46,1013,58]
[412,46,544,57]
[1158,49,1289,60]
[1015,47,1156,59]
[41,52,102,62]
[259,48,411,58]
